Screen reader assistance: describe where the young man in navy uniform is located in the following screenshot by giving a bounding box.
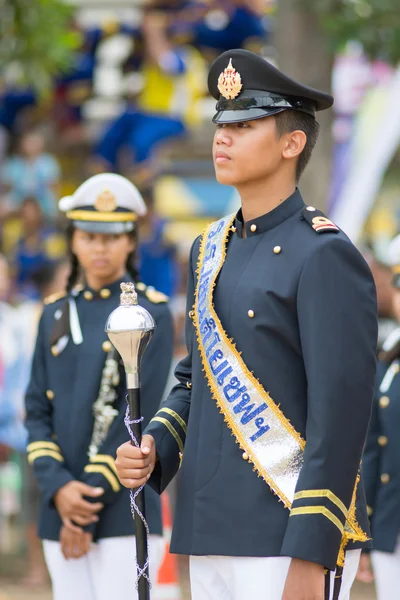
[25,174,173,600]
[115,50,378,599]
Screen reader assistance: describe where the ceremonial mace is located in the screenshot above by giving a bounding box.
[105,282,155,600]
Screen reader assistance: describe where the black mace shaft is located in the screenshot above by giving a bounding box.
[128,387,150,600]
[105,282,155,600]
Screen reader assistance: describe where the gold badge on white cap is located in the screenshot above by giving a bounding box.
[95,189,117,212]
[217,58,243,100]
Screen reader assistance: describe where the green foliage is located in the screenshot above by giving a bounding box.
[0,0,81,93]
[299,0,400,64]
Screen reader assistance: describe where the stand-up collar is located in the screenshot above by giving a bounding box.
[234,188,305,238]
[80,274,133,301]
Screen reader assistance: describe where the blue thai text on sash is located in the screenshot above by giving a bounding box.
[197,218,270,443]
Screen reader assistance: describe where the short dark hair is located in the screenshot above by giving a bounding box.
[274,110,320,181]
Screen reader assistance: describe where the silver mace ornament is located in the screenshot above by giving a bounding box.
[105,282,155,600]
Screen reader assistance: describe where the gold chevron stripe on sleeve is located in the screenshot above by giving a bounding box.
[290,505,344,534]
[151,416,184,454]
[90,454,118,477]
[84,464,120,492]
[158,407,187,434]
[293,489,348,519]
[28,449,64,464]
[27,441,61,453]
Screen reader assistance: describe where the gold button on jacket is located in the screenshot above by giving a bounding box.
[100,288,111,299]
[379,396,390,408]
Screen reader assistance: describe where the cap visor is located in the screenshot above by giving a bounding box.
[73,221,135,234]
[212,107,286,124]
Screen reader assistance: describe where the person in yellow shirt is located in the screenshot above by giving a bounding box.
[93,3,206,182]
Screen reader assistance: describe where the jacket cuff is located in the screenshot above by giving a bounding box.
[45,470,75,506]
[82,521,98,537]
[281,489,348,570]
[145,421,183,495]
[81,453,121,503]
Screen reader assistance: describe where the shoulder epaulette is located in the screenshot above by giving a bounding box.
[145,286,169,304]
[301,206,339,234]
[44,290,67,305]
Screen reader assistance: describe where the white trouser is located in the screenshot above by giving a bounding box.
[372,537,400,600]
[43,535,165,600]
[190,549,361,600]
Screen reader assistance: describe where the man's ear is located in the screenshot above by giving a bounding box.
[282,130,307,160]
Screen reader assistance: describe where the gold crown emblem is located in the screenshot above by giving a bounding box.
[95,189,117,212]
[120,282,138,306]
[217,58,243,100]
[121,282,135,293]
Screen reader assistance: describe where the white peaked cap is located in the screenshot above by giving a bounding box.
[59,173,147,216]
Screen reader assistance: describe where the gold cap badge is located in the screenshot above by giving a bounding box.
[217,58,243,100]
[95,189,117,212]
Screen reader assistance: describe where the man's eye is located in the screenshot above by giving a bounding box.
[237,122,249,129]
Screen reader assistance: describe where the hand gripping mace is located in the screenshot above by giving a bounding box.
[105,282,155,600]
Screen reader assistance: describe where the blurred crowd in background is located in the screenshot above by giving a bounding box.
[0,0,273,588]
[0,0,400,594]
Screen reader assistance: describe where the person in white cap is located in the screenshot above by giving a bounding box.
[24,174,174,600]
[358,232,400,600]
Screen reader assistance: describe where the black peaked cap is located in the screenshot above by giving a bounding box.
[208,49,334,124]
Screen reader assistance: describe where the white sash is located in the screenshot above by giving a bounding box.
[194,215,304,507]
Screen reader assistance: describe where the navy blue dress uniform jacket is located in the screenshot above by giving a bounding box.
[25,276,173,541]
[363,350,400,553]
[145,190,378,571]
